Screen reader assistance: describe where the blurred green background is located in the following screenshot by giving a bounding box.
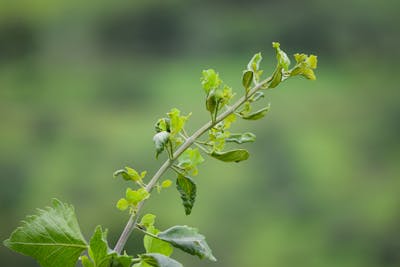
[1,0,399,266]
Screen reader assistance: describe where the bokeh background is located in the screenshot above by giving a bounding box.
[1,1,399,266]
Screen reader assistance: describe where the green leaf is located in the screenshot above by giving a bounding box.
[81,256,95,267]
[176,174,197,215]
[177,148,204,176]
[210,149,249,162]
[116,198,129,211]
[113,169,131,181]
[242,70,253,91]
[141,214,173,256]
[157,225,216,261]
[114,167,145,182]
[161,179,172,188]
[126,188,150,206]
[239,105,270,120]
[155,118,170,133]
[153,131,170,158]
[140,214,156,228]
[167,108,190,136]
[84,226,133,267]
[201,69,221,93]
[144,226,173,257]
[290,53,318,80]
[140,253,183,267]
[3,199,87,267]
[225,132,256,144]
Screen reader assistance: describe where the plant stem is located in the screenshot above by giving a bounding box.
[114,79,269,253]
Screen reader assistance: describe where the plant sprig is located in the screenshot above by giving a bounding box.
[3,42,317,267]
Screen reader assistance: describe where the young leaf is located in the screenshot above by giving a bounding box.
[242,70,253,91]
[116,198,129,211]
[177,148,204,176]
[176,174,197,215]
[225,132,256,144]
[210,149,250,162]
[3,199,87,267]
[290,53,318,80]
[126,188,150,206]
[161,179,172,188]
[153,131,170,158]
[139,253,183,267]
[140,214,157,228]
[83,226,133,267]
[167,108,190,136]
[201,69,221,93]
[157,225,216,261]
[239,105,270,120]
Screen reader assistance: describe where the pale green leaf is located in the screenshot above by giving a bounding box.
[144,226,173,257]
[201,69,221,93]
[176,174,197,215]
[157,225,216,261]
[126,188,150,206]
[177,148,204,176]
[239,105,270,120]
[210,149,249,162]
[81,256,95,267]
[247,52,262,72]
[3,199,87,267]
[225,132,256,144]
[140,214,156,228]
[161,179,172,188]
[167,108,190,136]
[116,198,129,211]
[140,253,183,267]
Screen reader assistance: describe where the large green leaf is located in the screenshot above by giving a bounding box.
[176,174,197,215]
[3,199,87,267]
[210,149,250,162]
[139,253,183,267]
[157,225,216,261]
[82,226,132,267]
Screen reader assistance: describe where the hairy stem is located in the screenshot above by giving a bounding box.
[114,79,269,253]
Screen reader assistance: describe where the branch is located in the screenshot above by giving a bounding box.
[114,79,270,253]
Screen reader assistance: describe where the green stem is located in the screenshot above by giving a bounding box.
[113,78,270,254]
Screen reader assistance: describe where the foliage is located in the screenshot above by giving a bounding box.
[4,42,317,266]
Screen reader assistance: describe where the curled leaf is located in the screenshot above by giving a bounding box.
[210,149,250,162]
[153,131,170,158]
[239,105,270,120]
[225,132,256,144]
